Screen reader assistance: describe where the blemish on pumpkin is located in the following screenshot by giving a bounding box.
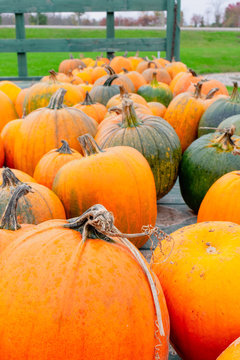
[206,246,217,254]
[209,229,215,232]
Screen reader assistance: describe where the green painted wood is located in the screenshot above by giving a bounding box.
[0,0,167,13]
[166,0,175,61]
[174,0,181,61]
[15,13,28,77]
[166,0,181,61]
[107,11,115,59]
[0,37,167,53]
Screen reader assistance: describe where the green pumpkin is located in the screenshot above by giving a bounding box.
[137,72,173,107]
[198,82,240,137]
[95,98,181,199]
[89,75,120,106]
[217,114,240,135]
[179,127,240,213]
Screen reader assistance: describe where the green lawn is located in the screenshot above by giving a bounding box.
[0,28,239,77]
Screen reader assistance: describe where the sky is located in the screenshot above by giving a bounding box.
[82,0,236,25]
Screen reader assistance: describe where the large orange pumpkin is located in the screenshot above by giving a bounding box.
[33,140,82,189]
[1,118,22,168]
[73,91,107,124]
[0,81,21,105]
[152,221,240,360]
[217,337,240,359]
[58,55,86,74]
[0,205,170,360]
[0,90,18,131]
[14,88,98,175]
[53,134,157,248]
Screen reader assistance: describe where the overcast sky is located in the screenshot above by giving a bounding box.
[84,0,235,25]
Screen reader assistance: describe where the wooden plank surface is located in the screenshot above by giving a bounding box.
[0,38,167,53]
[0,0,168,13]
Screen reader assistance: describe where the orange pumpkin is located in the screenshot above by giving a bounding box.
[74,91,107,124]
[165,61,188,79]
[152,221,240,360]
[0,168,66,224]
[148,102,166,117]
[1,118,22,168]
[136,59,161,74]
[94,66,135,93]
[142,67,171,85]
[0,204,169,360]
[164,82,205,152]
[217,337,240,359]
[33,140,82,189]
[14,88,98,176]
[128,52,143,70]
[0,90,18,131]
[15,87,29,117]
[53,134,157,248]
[188,79,229,97]
[198,171,240,223]
[110,55,133,73]
[0,168,36,184]
[58,55,86,74]
[122,69,147,92]
[106,86,148,109]
[41,70,71,83]
[171,69,202,97]
[0,81,21,105]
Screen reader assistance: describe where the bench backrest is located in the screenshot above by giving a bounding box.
[0,0,181,80]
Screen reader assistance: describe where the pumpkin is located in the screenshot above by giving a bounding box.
[58,54,86,74]
[152,56,170,67]
[179,127,240,213]
[0,204,169,359]
[0,168,36,184]
[94,66,135,93]
[14,88,98,176]
[188,78,229,97]
[137,73,173,107]
[165,61,188,79]
[95,98,181,200]
[148,102,166,117]
[33,140,82,189]
[164,82,205,152]
[198,82,240,137]
[217,114,240,135]
[136,59,162,73]
[0,136,5,168]
[0,90,18,131]
[53,134,157,248]
[1,118,22,168]
[0,168,66,224]
[122,69,147,92]
[74,91,107,124]
[171,69,202,97]
[41,69,71,83]
[110,55,133,73]
[15,87,29,117]
[142,66,171,85]
[197,170,240,223]
[106,85,148,109]
[0,183,35,254]
[0,80,21,105]
[217,337,240,360]
[23,72,84,115]
[89,75,120,106]
[128,52,143,70]
[152,221,240,360]
[91,66,108,84]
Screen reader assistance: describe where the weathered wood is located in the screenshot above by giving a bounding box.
[0,0,168,13]
[15,13,28,77]
[106,12,115,59]
[0,37,167,53]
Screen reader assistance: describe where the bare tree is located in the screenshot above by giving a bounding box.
[191,14,202,27]
[209,0,226,26]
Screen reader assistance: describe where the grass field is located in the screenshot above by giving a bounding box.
[0,28,239,77]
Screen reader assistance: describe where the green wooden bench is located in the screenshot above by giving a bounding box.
[0,0,181,80]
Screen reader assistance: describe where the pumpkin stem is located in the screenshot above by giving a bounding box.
[1,168,22,188]
[194,82,203,98]
[230,82,240,103]
[205,87,219,100]
[147,61,157,69]
[108,106,123,115]
[119,85,128,98]
[82,91,95,105]
[188,68,198,77]
[0,183,33,231]
[64,203,168,338]
[78,134,104,157]
[47,88,67,109]
[121,98,142,128]
[104,65,116,76]
[211,125,240,153]
[150,72,159,87]
[48,69,58,82]
[56,140,73,155]
[103,75,119,87]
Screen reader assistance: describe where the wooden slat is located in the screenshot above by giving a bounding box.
[106,12,115,59]
[15,13,28,77]
[0,0,167,13]
[0,38,167,53]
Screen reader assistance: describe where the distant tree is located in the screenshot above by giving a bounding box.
[0,14,2,25]
[180,10,185,26]
[223,2,240,26]
[200,16,205,27]
[191,14,202,27]
[209,0,226,26]
[29,13,47,25]
[75,12,84,25]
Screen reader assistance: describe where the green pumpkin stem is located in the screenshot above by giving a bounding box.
[230,82,240,103]
[212,125,240,152]
[122,98,142,128]
[0,183,33,231]
[1,168,22,188]
[194,82,203,98]
[56,140,73,155]
[47,88,67,110]
[82,91,95,105]
[78,134,104,157]
[151,72,159,87]
[103,75,119,87]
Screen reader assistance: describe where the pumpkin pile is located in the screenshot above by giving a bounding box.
[0,52,239,359]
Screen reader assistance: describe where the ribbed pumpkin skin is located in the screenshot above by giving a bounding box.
[137,82,173,107]
[198,95,240,137]
[23,81,84,115]
[89,80,120,106]
[179,133,240,213]
[217,337,240,360]
[15,87,29,117]
[151,221,240,360]
[53,145,157,248]
[1,119,22,168]
[58,58,86,74]
[0,136,5,168]
[0,90,18,131]
[0,168,36,184]
[14,94,98,176]
[95,104,181,200]
[33,144,82,189]
[0,219,169,360]
[164,90,205,152]
[217,114,240,135]
[197,171,240,223]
